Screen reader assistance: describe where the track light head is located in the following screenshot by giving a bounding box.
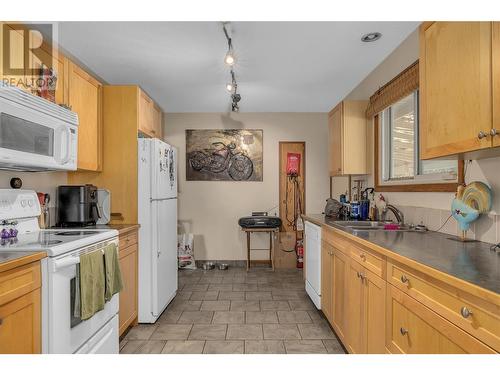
[224,51,235,66]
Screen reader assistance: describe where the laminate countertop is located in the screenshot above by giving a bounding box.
[92,224,140,236]
[302,214,500,295]
[0,251,46,273]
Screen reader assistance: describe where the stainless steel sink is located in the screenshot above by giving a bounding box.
[333,221,422,233]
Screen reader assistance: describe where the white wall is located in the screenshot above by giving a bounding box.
[163,112,329,261]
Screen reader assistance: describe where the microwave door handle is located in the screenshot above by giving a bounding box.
[60,126,72,164]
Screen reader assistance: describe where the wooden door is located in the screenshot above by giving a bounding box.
[346,258,365,353]
[492,22,500,148]
[386,286,494,354]
[119,244,138,336]
[331,246,348,343]
[0,289,41,354]
[139,90,154,136]
[328,103,343,176]
[68,61,102,171]
[279,142,306,234]
[320,241,332,323]
[420,22,493,159]
[364,268,386,353]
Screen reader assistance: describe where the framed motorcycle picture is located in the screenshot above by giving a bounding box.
[186,129,263,181]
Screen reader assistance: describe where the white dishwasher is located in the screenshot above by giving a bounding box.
[305,221,321,309]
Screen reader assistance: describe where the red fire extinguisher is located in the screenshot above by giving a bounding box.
[296,240,304,269]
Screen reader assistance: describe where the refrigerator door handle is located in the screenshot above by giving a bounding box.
[150,197,176,202]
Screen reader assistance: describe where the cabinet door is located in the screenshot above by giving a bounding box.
[0,289,41,354]
[331,246,348,343]
[420,22,492,159]
[151,104,162,139]
[364,269,386,354]
[119,244,138,336]
[320,241,332,323]
[328,103,343,176]
[386,286,495,354]
[29,38,66,106]
[138,90,154,137]
[68,61,102,171]
[346,259,365,353]
[492,22,500,148]
[0,24,29,91]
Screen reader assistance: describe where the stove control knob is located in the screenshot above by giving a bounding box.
[20,200,27,208]
[28,199,33,207]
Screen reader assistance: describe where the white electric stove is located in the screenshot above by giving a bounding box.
[0,189,120,354]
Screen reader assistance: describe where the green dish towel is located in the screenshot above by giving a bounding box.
[104,243,123,302]
[80,250,105,320]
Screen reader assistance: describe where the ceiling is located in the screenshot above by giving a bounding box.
[56,22,419,112]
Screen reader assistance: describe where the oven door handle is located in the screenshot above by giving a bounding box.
[52,257,80,272]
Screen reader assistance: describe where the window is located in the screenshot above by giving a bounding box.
[379,90,458,185]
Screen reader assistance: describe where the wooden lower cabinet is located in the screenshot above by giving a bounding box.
[320,241,333,322]
[118,230,139,336]
[0,261,42,354]
[331,247,349,344]
[386,285,495,354]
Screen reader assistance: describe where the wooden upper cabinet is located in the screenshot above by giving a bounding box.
[139,90,163,139]
[328,100,368,176]
[0,24,29,92]
[492,22,500,148]
[420,22,494,159]
[152,103,163,139]
[67,61,103,171]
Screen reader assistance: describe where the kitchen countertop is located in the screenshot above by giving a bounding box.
[0,251,47,273]
[92,224,140,236]
[302,214,500,295]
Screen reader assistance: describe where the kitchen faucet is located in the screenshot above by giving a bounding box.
[383,204,405,225]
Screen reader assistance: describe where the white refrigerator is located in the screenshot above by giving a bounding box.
[138,138,178,323]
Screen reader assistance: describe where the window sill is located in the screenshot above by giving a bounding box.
[374,181,461,192]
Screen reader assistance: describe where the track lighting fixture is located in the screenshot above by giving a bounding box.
[222,23,242,112]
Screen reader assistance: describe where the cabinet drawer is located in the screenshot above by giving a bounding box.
[349,242,384,278]
[386,285,495,353]
[0,263,41,306]
[387,260,500,352]
[322,228,350,254]
[119,230,138,251]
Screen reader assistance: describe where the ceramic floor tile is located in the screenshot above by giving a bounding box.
[212,311,245,324]
[232,283,259,291]
[157,310,182,324]
[245,311,278,324]
[120,340,146,354]
[150,324,193,340]
[263,324,301,340]
[203,340,244,354]
[226,324,263,340]
[288,299,315,311]
[245,291,273,300]
[230,300,261,311]
[188,324,227,340]
[323,339,345,354]
[260,300,291,311]
[177,311,214,324]
[200,300,231,311]
[124,324,157,340]
[277,311,313,324]
[284,340,327,354]
[208,284,233,292]
[182,284,210,292]
[135,340,166,354]
[161,340,205,354]
[119,339,128,351]
[218,291,245,300]
[190,291,220,301]
[297,323,335,339]
[272,291,307,300]
[168,300,202,312]
[307,310,326,323]
[244,340,286,354]
[175,291,193,300]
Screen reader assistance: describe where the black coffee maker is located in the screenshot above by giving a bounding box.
[56,185,101,227]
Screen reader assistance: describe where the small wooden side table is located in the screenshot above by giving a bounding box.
[242,227,279,271]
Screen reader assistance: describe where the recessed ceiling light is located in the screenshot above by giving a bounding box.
[361,32,382,43]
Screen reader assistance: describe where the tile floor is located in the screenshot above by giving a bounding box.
[120,267,346,354]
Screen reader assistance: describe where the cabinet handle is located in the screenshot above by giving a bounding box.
[360,253,366,261]
[478,131,488,139]
[460,306,473,319]
[400,275,409,284]
[356,271,361,278]
[491,128,499,137]
[357,272,366,281]
[400,327,408,336]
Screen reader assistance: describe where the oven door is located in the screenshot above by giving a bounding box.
[48,248,119,354]
[0,97,77,171]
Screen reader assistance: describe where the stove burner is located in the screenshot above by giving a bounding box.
[55,231,99,236]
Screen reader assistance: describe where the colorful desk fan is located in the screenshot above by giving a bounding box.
[451,181,492,241]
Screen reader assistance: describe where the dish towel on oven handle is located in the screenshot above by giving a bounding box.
[79,250,106,320]
[104,242,123,302]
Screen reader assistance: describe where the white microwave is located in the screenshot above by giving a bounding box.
[0,85,78,171]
